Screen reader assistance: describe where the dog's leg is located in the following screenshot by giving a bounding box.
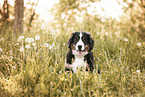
[65,50,74,71]
[85,52,94,72]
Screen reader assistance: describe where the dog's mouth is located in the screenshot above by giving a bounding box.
[77,45,90,55]
[71,44,90,55]
[77,50,83,55]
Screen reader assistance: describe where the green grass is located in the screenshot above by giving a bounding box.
[0,21,145,97]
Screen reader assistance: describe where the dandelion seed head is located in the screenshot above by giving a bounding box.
[17,38,21,42]
[0,48,3,52]
[25,45,30,49]
[0,38,4,41]
[20,47,24,52]
[35,35,40,40]
[25,38,31,43]
[17,36,24,42]
[41,25,45,29]
[32,43,36,46]
[136,70,140,73]
[137,42,141,46]
[63,43,66,46]
[124,38,128,42]
[30,38,34,43]
[44,43,49,47]
[49,46,53,50]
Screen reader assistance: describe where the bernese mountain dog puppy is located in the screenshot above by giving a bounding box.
[65,31,95,73]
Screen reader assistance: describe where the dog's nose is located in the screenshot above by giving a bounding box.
[78,45,82,51]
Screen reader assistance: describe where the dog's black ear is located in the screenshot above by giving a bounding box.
[68,32,75,49]
[87,32,94,51]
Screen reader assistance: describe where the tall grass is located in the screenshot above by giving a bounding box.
[0,20,145,97]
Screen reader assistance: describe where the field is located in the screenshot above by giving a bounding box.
[0,20,145,97]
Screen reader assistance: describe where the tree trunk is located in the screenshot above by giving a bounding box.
[3,0,9,21]
[13,0,24,37]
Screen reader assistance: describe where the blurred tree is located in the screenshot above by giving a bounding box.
[122,0,145,40]
[51,0,100,31]
[26,0,39,32]
[1,0,9,21]
[0,0,9,28]
[13,0,24,36]
[52,0,99,21]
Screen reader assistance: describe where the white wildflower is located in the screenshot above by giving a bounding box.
[136,70,140,73]
[25,45,30,49]
[51,43,54,46]
[20,47,24,52]
[16,43,19,45]
[63,43,66,46]
[124,38,128,42]
[49,46,53,50]
[51,33,55,36]
[32,43,36,46]
[142,54,145,57]
[35,35,40,40]
[73,9,77,13]
[137,42,141,46]
[41,25,45,29]
[0,48,3,52]
[105,32,109,36]
[115,32,120,36]
[34,47,37,50]
[30,38,34,43]
[68,10,72,14]
[0,38,4,41]
[17,38,21,42]
[44,43,49,47]
[25,38,31,43]
[17,36,24,42]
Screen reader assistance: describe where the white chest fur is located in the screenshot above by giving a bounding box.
[70,55,87,73]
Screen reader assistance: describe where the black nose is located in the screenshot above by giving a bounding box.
[78,45,82,51]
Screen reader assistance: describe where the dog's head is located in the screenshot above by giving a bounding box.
[68,31,94,56]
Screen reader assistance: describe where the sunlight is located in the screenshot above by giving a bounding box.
[35,0,124,21]
[87,0,124,19]
[3,0,124,21]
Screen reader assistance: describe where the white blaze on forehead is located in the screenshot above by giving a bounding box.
[80,32,83,38]
[76,32,85,51]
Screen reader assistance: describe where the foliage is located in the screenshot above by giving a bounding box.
[0,0,145,96]
[0,18,145,96]
[121,0,145,40]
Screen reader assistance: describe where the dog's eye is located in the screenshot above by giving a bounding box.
[82,37,84,40]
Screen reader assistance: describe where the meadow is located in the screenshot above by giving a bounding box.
[0,19,145,97]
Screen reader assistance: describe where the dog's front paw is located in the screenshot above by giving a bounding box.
[65,63,71,71]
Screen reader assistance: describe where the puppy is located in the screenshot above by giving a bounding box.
[65,31,95,73]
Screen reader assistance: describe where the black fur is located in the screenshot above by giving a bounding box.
[65,31,95,72]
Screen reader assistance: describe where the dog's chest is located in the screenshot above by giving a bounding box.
[71,55,87,73]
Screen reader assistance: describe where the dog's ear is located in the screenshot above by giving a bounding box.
[68,32,75,49]
[87,32,94,51]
